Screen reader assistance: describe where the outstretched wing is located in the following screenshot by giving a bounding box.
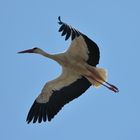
[26,67,91,123]
[58,16,100,66]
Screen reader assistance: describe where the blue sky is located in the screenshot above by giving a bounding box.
[1,0,140,139]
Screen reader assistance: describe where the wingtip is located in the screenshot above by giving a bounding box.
[58,16,61,21]
[26,119,30,124]
[58,16,63,24]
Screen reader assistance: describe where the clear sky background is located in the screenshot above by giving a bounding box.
[1,0,140,140]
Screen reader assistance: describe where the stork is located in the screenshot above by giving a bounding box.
[18,17,119,123]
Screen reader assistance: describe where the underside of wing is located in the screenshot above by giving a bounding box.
[58,16,81,41]
[58,16,100,66]
[26,68,91,123]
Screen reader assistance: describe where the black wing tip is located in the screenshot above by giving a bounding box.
[26,119,31,124]
[26,99,59,124]
[58,16,63,25]
[58,17,82,41]
[26,100,48,124]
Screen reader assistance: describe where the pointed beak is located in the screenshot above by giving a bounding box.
[17,48,35,54]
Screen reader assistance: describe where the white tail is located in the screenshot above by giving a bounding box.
[86,67,107,88]
[85,66,119,92]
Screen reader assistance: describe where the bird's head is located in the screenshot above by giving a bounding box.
[18,47,43,54]
[18,47,51,58]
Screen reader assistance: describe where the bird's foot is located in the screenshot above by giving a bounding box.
[105,82,119,93]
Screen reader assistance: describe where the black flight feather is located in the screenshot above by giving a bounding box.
[26,77,91,123]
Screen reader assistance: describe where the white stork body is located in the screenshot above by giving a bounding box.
[18,17,118,123]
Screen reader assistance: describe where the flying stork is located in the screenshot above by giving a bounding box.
[18,16,119,123]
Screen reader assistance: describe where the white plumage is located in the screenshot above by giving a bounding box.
[37,68,81,103]
[18,16,119,123]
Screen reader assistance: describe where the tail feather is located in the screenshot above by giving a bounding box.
[86,67,107,88]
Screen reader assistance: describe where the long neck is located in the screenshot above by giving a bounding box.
[36,49,63,64]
